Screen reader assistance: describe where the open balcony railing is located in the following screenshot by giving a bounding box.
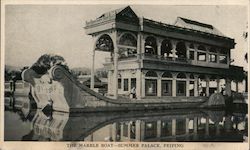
[105,53,190,64]
[141,53,190,63]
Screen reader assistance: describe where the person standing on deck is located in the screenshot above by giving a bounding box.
[130,87,136,99]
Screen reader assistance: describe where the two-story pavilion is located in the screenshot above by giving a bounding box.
[85,6,244,100]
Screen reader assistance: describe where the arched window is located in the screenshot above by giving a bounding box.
[95,34,114,52]
[189,74,194,79]
[177,73,186,79]
[162,72,172,78]
[176,42,187,58]
[209,47,217,53]
[161,39,172,57]
[118,33,137,58]
[145,71,158,77]
[145,36,157,55]
[118,33,137,47]
[198,45,206,51]
[198,74,206,80]
[189,43,194,49]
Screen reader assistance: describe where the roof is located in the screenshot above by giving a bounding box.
[78,75,101,83]
[86,6,232,40]
[174,17,225,37]
[98,6,129,18]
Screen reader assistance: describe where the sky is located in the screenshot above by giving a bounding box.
[4,4,248,70]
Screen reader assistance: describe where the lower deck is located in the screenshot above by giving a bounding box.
[107,69,237,100]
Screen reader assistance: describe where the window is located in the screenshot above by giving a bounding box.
[119,48,136,58]
[176,119,186,135]
[189,43,194,49]
[209,54,217,63]
[124,79,128,91]
[145,36,157,55]
[161,121,172,137]
[162,80,172,96]
[131,78,136,90]
[118,79,121,89]
[220,49,228,55]
[118,33,137,47]
[130,121,136,139]
[198,45,206,51]
[145,122,157,139]
[209,47,217,53]
[162,72,172,78]
[146,71,158,77]
[219,55,227,64]
[176,81,186,96]
[197,52,206,61]
[189,51,195,60]
[145,79,157,96]
[123,122,129,137]
[189,81,194,96]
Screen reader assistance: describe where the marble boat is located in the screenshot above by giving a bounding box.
[22,65,225,112]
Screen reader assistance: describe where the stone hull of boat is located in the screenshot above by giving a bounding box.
[22,65,224,112]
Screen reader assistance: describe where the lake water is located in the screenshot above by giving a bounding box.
[4,96,248,142]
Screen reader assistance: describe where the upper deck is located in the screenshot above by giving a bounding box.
[85,6,235,70]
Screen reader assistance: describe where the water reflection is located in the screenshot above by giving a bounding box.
[4,96,248,142]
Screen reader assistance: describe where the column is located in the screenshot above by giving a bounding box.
[172,73,177,97]
[137,33,142,59]
[140,121,145,141]
[109,124,113,141]
[120,124,124,139]
[186,74,190,97]
[136,69,142,100]
[205,117,209,136]
[194,44,198,63]
[171,40,177,60]
[135,120,141,141]
[141,74,145,98]
[225,78,232,96]
[90,49,95,90]
[206,76,210,96]
[194,75,199,97]
[235,81,239,93]
[193,117,198,140]
[157,39,162,56]
[141,35,145,54]
[128,78,131,92]
[107,72,112,95]
[172,119,176,136]
[157,77,162,97]
[215,122,220,136]
[127,122,131,141]
[112,31,118,99]
[112,123,118,141]
[216,77,220,93]
[186,48,190,59]
[206,47,209,63]
[157,120,162,138]
[185,118,189,135]
[193,117,198,134]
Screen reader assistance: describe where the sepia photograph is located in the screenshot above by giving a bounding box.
[1,0,249,150]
